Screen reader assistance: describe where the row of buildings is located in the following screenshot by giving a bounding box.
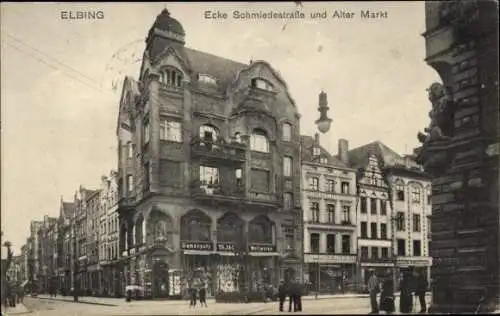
[12,9,432,298]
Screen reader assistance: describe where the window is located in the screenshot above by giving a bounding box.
[413,240,422,256]
[342,205,350,223]
[380,200,387,215]
[234,132,241,143]
[200,125,218,142]
[327,204,335,223]
[371,247,378,259]
[310,233,319,253]
[127,142,134,158]
[326,179,335,192]
[370,198,377,214]
[381,223,387,239]
[341,235,350,254]
[396,212,405,231]
[282,123,292,141]
[284,227,294,252]
[320,157,328,164]
[127,175,134,193]
[252,78,274,91]
[250,129,269,152]
[341,182,350,194]
[412,187,422,204]
[160,120,182,142]
[381,247,389,258]
[198,74,217,85]
[397,239,406,256]
[309,177,319,191]
[428,217,432,234]
[370,223,378,239]
[235,168,242,188]
[284,193,293,210]
[361,222,368,238]
[427,193,432,204]
[313,147,320,156]
[326,234,335,253]
[413,214,421,232]
[199,166,219,185]
[143,163,151,191]
[251,169,269,192]
[159,67,183,87]
[310,202,320,222]
[360,197,367,213]
[361,246,369,259]
[283,157,292,177]
[396,183,405,201]
[143,118,150,145]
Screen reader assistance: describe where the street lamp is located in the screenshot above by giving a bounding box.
[315,91,332,134]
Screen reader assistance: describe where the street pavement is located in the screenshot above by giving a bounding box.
[1,303,31,315]
[22,293,433,315]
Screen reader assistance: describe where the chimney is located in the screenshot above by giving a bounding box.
[314,133,320,145]
[338,138,349,165]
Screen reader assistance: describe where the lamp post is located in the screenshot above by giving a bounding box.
[315,91,333,134]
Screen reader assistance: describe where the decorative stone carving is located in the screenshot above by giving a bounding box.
[418,82,455,144]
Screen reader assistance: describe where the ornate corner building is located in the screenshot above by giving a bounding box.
[417,1,499,313]
[115,9,303,299]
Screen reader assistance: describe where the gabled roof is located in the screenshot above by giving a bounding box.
[347,141,402,169]
[116,76,140,135]
[61,201,75,219]
[300,135,348,168]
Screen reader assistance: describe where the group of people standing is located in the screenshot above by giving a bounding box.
[367,268,429,314]
[188,284,208,308]
[277,279,304,312]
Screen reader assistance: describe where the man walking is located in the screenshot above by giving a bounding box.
[199,284,208,308]
[278,280,287,312]
[367,271,380,314]
[414,270,428,313]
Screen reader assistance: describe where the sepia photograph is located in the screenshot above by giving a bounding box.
[0,1,498,315]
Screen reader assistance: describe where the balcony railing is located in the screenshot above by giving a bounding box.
[191,138,246,162]
[191,181,245,201]
[248,191,280,204]
[360,256,393,263]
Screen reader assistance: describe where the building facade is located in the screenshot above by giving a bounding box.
[116,9,303,299]
[348,141,432,289]
[56,198,75,294]
[301,133,358,294]
[417,1,499,312]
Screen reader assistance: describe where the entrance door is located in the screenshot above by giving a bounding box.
[152,261,169,298]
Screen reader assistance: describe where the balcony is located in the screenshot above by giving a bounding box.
[191,180,245,203]
[118,196,135,208]
[248,191,280,207]
[360,256,394,265]
[191,138,246,163]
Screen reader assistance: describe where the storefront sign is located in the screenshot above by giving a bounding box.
[216,242,235,252]
[180,241,213,251]
[249,244,276,253]
[304,254,357,264]
[396,258,431,267]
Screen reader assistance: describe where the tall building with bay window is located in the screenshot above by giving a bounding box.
[301,133,358,294]
[348,141,432,289]
[116,9,303,299]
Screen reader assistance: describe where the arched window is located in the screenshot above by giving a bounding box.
[411,186,422,204]
[282,123,292,141]
[199,124,219,142]
[249,215,273,244]
[180,209,211,241]
[250,129,269,153]
[159,67,183,88]
[217,213,244,243]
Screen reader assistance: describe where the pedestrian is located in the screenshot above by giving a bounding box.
[399,271,414,313]
[278,280,286,312]
[296,279,303,312]
[379,275,395,314]
[189,285,197,308]
[199,284,207,308]
[414,270,428,313]
[367,271,380,314]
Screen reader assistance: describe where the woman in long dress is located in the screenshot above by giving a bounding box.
[379,275,395,314]
[399,272,414,313]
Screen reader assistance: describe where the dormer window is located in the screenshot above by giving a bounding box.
[313,147,321,156]
[159,67,183,88]
[251,78,274,92]
[320,157,328,164]
[198,74,217,85]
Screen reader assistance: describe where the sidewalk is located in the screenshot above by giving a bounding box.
[302,291,432,301]
[1,303,31,315]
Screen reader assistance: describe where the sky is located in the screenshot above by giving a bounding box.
[0,1,440,254]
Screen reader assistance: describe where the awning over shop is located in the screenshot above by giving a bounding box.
[183,250,214,255]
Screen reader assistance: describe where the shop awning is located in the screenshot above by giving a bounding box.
[183,250,214,255]
[249,252,280,257]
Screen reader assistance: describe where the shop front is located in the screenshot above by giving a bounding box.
[181,240,215,297]
[304,253,357,294]
[395,256,432,289]
[359,258,394,292]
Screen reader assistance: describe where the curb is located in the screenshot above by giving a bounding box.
[35,297,117,307]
